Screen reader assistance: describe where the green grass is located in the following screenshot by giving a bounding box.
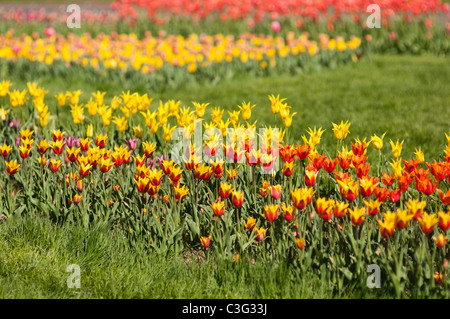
[0,214,341,298]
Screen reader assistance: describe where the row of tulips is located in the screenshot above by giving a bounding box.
[0,7,119,26]
[109,0,449,24]
[0,82,450,296]
[0,30,362,78]
[2,1,447,26]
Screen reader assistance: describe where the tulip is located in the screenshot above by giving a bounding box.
[305,169,319,187]
[333,201,349,218]
[200,236,211,249]
[296,143,310,160]
[5,160,20,175]
[163,194,170,203]
[323,158,337,174]
[270,184,282,200]
[19,129,33,140]
[414,147,425,163]
[161,160,174,175]
[259,180,270,197]
[337,153,352,171]
[402,159,420,174]
[99,157,114,173]
[80,138,91,152]
[37,156,47,167]
[371,133,386,150]
[51,140,66,156]
[416,178,438,196]
[438,211,450,232]
[95,133,108,148]
[306,127,325,147]
[142,141,157,158]
[263,204,279,223]
[169,165,183,183]
[364,199,381,216]
[271,21,281,32]
[315,197,334,221]
[433,233,449,248]
[434,272,444,284]
[18,145,31,159]
[255,227,267,242]
[73,194,82,204]
[382,173,395,187]
[427,160,448,182]
[0,143,12,158]
[337,178,358,202]
[281,203,295,222]
[49,159,62,173]
[282,161,295,177]
[231,190,244,208]
[195,164,212,181]
[374,186,390,203]
[351,138,370,157]
[395,209,414,229]
[291,187,315,210]
[378,219,395,238]
[238,101,255,121]
[332,121,351,140]
[244,217,256,231]
[406,199,427,221]
[148,184,160,197]
[268,94,285,114]
[174,185,189,202]
[296,238,306,249]
[35,140,49,155]
[67,146,81,162]
[78,162,93,178]
[211,161,224,178]
[310,153,326,170]
[388,188,401,203]
[359,176,377,198]
[219,182,232,199]
[51,129,65,142]
[349,207,365,226]
[211,199,225,218]
[389,139,404,159]
[418,212,439,234]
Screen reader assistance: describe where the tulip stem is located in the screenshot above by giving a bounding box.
[252,166,256,201]
[327,173,331,196]
[378,149,382,179]
[238,207,242,234]
[217,218,222,252]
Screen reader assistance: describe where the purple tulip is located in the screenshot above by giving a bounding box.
[65,136,80,148]
[125,138,138,152]
[9,118,21,129]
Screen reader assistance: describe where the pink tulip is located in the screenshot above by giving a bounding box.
[44,27,55,37]
[271,21,281,33]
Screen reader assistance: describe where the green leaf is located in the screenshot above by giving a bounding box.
[186,216,200,239]
[339,267,353,280]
